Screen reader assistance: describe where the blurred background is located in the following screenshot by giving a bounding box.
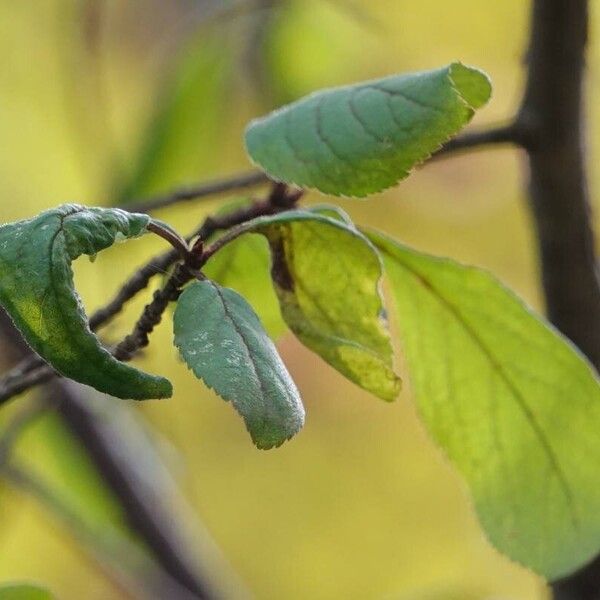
[1,1,599,598]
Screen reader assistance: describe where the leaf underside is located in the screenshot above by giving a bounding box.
[173,280,304,449]
[368,229,600,579]
[0,205,172,400]
[207,210,400,401]
[245,62,491,197]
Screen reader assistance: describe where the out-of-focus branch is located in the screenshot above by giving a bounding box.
[517,0,600,377]
[515,0,600,594]
[126,170,270,213]
[0,310,228,599]
[51,381,227,600]
[432,123,524,159]
[0,460,199,600]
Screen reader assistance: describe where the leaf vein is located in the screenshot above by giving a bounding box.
[396,260,579,526]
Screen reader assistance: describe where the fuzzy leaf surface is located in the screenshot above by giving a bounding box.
[0,205,172,399]
[369,229,600,579]
[174,280,304,449]
[245,62,491,197]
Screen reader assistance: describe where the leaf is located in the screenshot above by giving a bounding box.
[203,233,286,339]
[306,203,357,227]
[0,205,172,400]
[173,280,304,449]
[0,584,53,600]
[368,229,600,579]
[208,211,400,401]
[245,62,491,197]
[199,198,286,338]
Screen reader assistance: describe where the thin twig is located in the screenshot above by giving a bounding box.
[201,220,261,264]
[128,125,519,215]
[112,262,193,361]
[0,184,298,405]
[0,189,289,385]
[147,220,191,260]
[127,170,270,214]
[113,185,300,361]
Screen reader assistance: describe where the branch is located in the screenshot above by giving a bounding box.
[432,123,523,159]
[51,381,231,599]
[0,184,298,405]
[519,0,600,366]
[515,0,600,596]
[0,186,294,597]
[0,316,231,599]
[0,459,201,600]
[113,184,299,361]
[127,170,270,213]
[125,126,520,215]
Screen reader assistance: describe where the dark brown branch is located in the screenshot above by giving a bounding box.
[519,0,600,367]
[51,381,221,599]
[516,1,600,596]
[0,184,297,405]
[112,262,194,361]
[0,367,56,403]
[0,308,217,599]
[0,183,300,594]
[432,123,524,159]
[147,220,191,259]
[113,185,299,361]
[127,170,270,213]
[201,188,303,263]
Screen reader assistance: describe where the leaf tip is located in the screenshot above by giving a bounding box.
[449,62,493,109]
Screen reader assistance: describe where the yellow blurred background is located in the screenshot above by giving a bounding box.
[1,1,599,598]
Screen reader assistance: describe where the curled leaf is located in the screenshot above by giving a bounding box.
[0,205,172,400]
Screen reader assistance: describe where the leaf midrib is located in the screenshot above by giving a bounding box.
[389,255,579,526]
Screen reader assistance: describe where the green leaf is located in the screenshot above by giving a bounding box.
[200,198,286,338]
[208,211,400,401]
[203,198,286,338]
[0,205,172,400]
[0,584,53,600]
[173,280,304,449]
[203,233,286,338]
[368,229,600,579]
[245,62,491,197]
